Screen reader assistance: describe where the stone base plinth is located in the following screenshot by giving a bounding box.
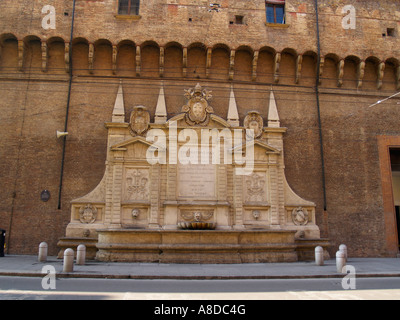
[95,229,301,263]
[57,237,98,260]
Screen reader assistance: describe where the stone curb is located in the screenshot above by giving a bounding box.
[1,271,399,280]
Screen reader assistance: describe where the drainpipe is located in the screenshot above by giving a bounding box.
[58,0,76,209]
[314,0,327,213]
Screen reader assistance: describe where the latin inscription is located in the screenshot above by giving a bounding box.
[177,164,216,199]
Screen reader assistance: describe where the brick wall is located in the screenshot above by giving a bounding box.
[0,0,399,256]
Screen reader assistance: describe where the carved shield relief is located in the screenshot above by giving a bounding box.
[244,111,264,139]
[182,83,214,126]
[129,106,150,136]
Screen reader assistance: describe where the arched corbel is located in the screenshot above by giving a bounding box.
[159,46,165,77]
[64,42,70,73]
[273,52,281,83]
[136,45,141,76]
[112,45,117,75]
[357,60,365,89]
[337,59,344,87]
[252,50,259,81]
[88,43,94,74]
[295,54,303,84]
[41,41,48,72]
[377,61,385,90]
[206,47,212,78]
[182,47,187,77]
[318,56,324,85]
[18,40,24,71]
[229,49,235,80]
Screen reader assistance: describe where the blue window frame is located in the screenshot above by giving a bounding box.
[266,4,285,24]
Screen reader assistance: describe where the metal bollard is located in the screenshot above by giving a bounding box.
[339,244,347,262]
[315,246,324,266]
[76,244,86,266]
[63,248,74,273]
[336,250,346,274]
[38,242,48,262]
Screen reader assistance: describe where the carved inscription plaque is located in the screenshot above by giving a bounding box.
[177,164,216,199]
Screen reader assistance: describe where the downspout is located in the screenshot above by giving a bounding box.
[58,0,76,209]
[314,0,327,212]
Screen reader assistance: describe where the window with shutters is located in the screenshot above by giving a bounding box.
[266,0,285,24]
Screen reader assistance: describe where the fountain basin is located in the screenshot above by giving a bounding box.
[178,222,216,230]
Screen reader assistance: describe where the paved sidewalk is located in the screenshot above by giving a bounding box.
[0,255,399,279]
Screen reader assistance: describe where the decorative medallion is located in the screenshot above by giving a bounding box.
[292,207,309,226]
[182,83,214,126]
[79,204,97,224]
[244,111,264,139]
[129,106,150,136]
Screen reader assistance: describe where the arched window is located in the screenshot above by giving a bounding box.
[118,0,140,15]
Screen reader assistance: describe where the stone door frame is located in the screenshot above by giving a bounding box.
[378,135,400,256]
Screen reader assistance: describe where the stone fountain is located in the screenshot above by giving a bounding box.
[58,83,329,263]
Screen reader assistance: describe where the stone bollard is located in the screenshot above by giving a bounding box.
[38,242,48,262]
[315,246,324,266]
[339,244,348,262]
[76,244,86,266]
[336,250,346,274]
[63,248,74,273]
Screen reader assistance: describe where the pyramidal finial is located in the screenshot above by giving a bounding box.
[112,80,125,123]
[227,85,239,127]
[268,88,280,128]
[155,83,167,124]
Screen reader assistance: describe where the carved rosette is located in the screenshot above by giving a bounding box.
[291,207,309,226]
[182,83,214,126]
[79,204,97,224]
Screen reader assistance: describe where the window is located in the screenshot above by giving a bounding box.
[387,28,396,37]
[235,15,244,25]
[118,0,140,15]
[266,0,285,24]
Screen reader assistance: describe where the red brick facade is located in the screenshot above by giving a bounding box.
[0,0,399,257]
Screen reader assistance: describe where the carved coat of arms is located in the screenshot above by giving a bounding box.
[129,106,150,136]
[292,207,309,226]
[79,204,97,224]
[182,83,214,126]
[244,111,264,139]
